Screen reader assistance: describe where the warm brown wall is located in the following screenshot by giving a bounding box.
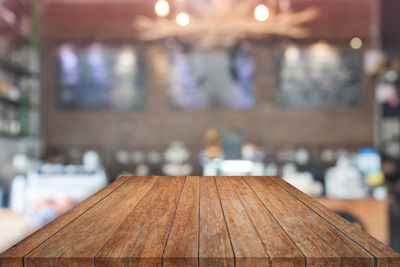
[382,0,400,50]
[41,0,378,169]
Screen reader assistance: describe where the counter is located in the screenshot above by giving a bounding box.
[1,176,399,266]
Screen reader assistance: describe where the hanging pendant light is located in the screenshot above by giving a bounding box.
[176,12,190,27]
[254,4,270,22]
[155,0,170,17]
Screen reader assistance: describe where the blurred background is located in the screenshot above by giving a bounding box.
[1,0,400,253]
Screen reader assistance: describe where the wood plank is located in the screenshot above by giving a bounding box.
[269,176,400,266]
[95,176,185,267]
[244,176,374,266]
[315,197,389,244]
[199,176,234,267]
[223,176,304,266]
[215,176,270,266]
[24,176,159,267]
[163,176,199,267]
[2,175,398,267]
[0,176,131,267]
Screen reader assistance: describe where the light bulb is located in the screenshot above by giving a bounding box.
[254,4,269,22]
[155,0,170,17]
[350,37,362,49]
[176,12,190,27]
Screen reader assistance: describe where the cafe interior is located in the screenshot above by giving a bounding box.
[0,0,400,253]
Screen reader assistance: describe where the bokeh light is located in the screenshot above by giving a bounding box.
[350,37,363,49]
[254,4,269,22]
[155,0,170,17]
[176,12,190,27]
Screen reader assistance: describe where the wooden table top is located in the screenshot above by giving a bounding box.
[1,176,399,267]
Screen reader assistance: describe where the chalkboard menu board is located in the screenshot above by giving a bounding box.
[57,43,144,110]
[277,45,362,109]
[168,44,255,110]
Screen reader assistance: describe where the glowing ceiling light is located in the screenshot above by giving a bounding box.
[350,37,362,49]
[176,12,190,27]
[254,4,269,22]
[155,0,170,17]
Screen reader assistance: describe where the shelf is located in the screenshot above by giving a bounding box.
[0,96,20,106]
[0,57,36,77]
[382,103,400,117]
[0,3,30,45]
[0,26,29,45]
[0,132,23,139]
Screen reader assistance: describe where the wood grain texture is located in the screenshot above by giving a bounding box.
[315,197,389,244]
[163,176,199,267]
[95,176,185,267]
[199,176,234,267]
[1,176,399,267]
[269,176,400,266]
[0,176,131,267]
[244,176,374,266]
[215,176,304,266]
[24,176,160,266]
